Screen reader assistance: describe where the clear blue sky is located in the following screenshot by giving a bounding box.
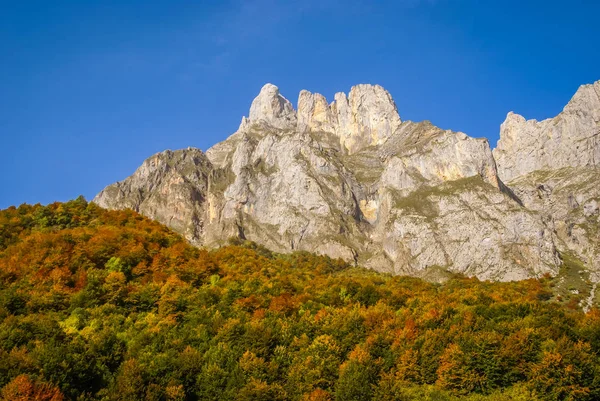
[1,0,598,208]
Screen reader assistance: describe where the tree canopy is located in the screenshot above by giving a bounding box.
[0,199,598,400]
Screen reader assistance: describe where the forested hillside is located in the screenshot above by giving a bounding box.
[0,199,599,400]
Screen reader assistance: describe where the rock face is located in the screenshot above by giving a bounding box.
[503,168,600,309]
[297,90,336,134]
[493,81,600,182]
[296,84,402,154]
[333,84,403,154]
[491,79,600,305]
[248,83,297,130]
[508,168,600,276]
[94,148,212,244]
[95,81,600,285]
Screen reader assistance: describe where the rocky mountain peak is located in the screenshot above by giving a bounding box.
[563,80,600,117]
[493,79,600,182]
[297,89,336,134]
[333,84,402,154]
[246,83,402,154]
[94,79,600,286]
[248,83,297,129]
[94,148,212,244]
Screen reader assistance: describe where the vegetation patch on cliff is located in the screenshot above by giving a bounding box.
[548,252,594,308]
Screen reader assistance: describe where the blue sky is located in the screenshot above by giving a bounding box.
[1,0,598,208]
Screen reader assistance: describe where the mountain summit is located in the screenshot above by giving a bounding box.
[94,81,600,286]
[494,81,600,182]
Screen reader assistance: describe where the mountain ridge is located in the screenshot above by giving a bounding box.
[94,80,600,288]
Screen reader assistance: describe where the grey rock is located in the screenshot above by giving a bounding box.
[333,84,402,154]
[99,82,600,284]
[378,121,500,194]
[94,148,212,245]
[371,177,558,281]
[297,90,336,134]
[494,80,600,182]
[491,80,600,294]
[506,167,600,281]
[248,83,297,130]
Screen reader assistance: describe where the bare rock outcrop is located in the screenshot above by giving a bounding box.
[297,90,336,134]
[378,121,500,194]
[508,168,600,275]
[248,83,297,130]
[95,82,583,283]
[491,79,600,301]
[296,84,402,154]
[94,148,212,245]
[494,81,600,182]
[333,84,402,154]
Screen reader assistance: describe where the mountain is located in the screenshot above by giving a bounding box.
[94,81,600,285]
[493,81,600,182]
[493,81,600,304]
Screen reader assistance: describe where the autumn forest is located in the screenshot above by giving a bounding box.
[0,198,599,400]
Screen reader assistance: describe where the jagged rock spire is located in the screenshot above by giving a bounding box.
[248,83,297,129]
[297,90,336,134]
[333,84,402,154]
[249,83,402,154]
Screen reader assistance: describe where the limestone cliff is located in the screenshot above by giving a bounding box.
[201,102,556,281]
[95,81,600,284]
[491,80,600,305]
[94,148,212,244]
[493,81,600,182]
